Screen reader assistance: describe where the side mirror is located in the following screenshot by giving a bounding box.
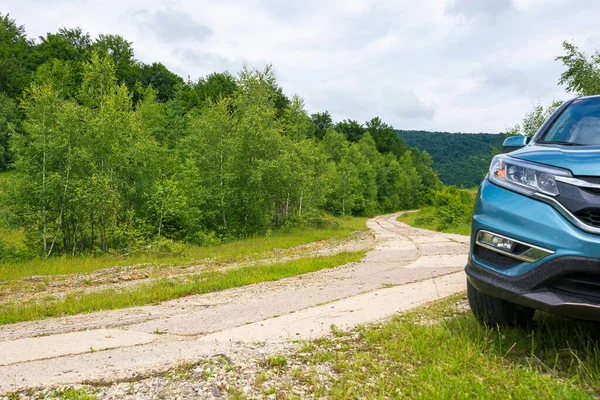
[503,136,531,153]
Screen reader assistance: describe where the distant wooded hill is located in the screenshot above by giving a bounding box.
[397,130,504,188]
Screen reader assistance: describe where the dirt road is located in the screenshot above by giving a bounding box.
[0,213,470,394]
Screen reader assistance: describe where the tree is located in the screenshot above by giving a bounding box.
[365,117,406,158]
[9,83,70,254]
[228,65,284,233]
[0,93,20,170]
[281,96,315,140]
[32,59,82,99]
[322,128,348,163]
[397,152,422,209]
[505,100,563,138]
[410,149,442,199]
[179,72,238,111]
[35,27,92,64]
[185,98,235,232]
[398,130,505,187]
[556,41,600,96]
[93,34,139,91]
[138,62,183,102]
[1,13,446,256]
[198,72,238,102]
[335,119,365,142]
[0,13,34,96]
[310,111,332,139]
[328,150,361,216]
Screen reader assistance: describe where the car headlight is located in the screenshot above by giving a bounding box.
[488,155,571,197]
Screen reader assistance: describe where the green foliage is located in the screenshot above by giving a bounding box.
[0,16,441,258]
[0,13,34,96]
[557,41,600,96]
[0,215,366,280]
[138,62,183,102]
[432,187,474,230]
[35,27,92,65]
[92,34,138,90]
[310,111,332,139]
[0,93,20,170]
[399,187,475,235]
[505,100,564,138]
[398,130,504,187]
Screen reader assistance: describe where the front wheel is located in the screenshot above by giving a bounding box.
[467,279,535,328]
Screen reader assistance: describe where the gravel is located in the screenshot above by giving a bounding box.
[3,339,336,400]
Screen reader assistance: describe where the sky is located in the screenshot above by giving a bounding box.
[2,0,600,133]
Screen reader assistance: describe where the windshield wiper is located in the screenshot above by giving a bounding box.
[539,141,585,146]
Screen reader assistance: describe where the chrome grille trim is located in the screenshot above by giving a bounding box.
[556,176,600,189]
[532,192,600,235]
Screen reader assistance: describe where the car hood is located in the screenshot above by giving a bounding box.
[510,144,600,177]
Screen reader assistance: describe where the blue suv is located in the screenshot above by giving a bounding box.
[467,96,600,327]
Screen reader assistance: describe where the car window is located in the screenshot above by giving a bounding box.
[543,98,600,145]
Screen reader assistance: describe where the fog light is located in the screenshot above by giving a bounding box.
[478,231,515,252]
[475,230,554,263]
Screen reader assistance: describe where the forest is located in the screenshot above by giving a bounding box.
[397,130,504,188]
[0,13,442,258]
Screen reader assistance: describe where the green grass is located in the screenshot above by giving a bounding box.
[279,294,599,398]
[0,251,366,325]
[397,207,471,236]
[0,216,367,281]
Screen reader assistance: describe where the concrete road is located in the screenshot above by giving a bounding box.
[0,213,470,394]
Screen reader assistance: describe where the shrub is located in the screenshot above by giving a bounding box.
[432,187,474,231]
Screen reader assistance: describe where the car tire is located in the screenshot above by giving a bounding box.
[467,279,535,328]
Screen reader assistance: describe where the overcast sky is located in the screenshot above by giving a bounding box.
[2,0,600,132]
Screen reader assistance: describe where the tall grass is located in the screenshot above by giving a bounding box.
[0,251,366,325]
[280,294,599,398]
[0,217,367,281]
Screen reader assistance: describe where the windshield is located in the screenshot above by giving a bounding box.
[541,97,600,146]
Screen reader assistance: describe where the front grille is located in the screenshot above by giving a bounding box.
[473,245,518,268]
[575,208,600,228]
[552,272,600,301]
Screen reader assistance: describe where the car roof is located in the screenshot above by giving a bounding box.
[576,94,600,100]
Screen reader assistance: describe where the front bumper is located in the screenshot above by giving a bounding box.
[467,179,600,321]
[467,256,600,322]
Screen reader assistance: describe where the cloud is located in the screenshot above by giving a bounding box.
[445,0,515,18]
[393,92,436,121]
[179,49,237,74]
[133,8,213,43]
[5,0,600,132]
[473,60,566,100]
[474,63,533,93]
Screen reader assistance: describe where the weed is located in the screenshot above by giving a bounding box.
[0,216,367,281]
[264,355,288,368]
[50,387,97,400]
[254,372,268,387]
[283,294,598,398]
[0,251,365,325]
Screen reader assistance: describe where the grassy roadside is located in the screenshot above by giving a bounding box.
[253,294,599,399]
[396,186,477,236]
[0,217,368,281]
[0,251,366,325]
[397,207,471,236]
